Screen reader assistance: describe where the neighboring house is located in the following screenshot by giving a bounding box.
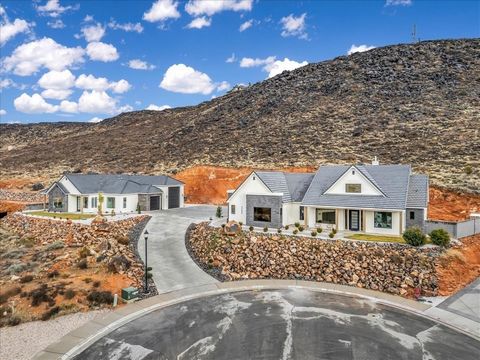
[46,173,184,213]
[227,161,428,236]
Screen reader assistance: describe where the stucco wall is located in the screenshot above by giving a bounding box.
[246,194,282,228]
[364,210,403,236]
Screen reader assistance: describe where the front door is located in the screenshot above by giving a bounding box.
[150,196,160,211]
[76,196,81,212]
[349,210,360,231]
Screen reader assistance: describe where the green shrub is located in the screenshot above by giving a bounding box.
[464,165,473,175]
[20,275,34,283]
[332,228,337,234]
[7,263,28,274]
[429,229,450,247]
[78,247,90,259]
[316,227,323,233]
[294,222,300,228]
[136,203,141,214]
[77,259,88,269]
[249,225,254,231]
[277,229,282,234]
[0,287,21,304]
[298,226,304,232]
[46,241,64,251]
[263,226,268,232]
[293,229,298,235]
[87,291,113,305]
[328,232,334,239]
[41,306,60,321]
[30,285,51,307]
[403,227,426,246]
[239,221,243,226]
[93,280,101,288]
[64,289,76,300]
[311,231,317,237]
[216,206,222,218]
[284,225,289,230]
[47,270,60,278]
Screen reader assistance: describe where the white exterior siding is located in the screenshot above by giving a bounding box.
[155,185,184,210]
[282,203,302,226]
[67,195,78,212]
[337,209,346,231]
[59,177,81,195]
[364,210,403,236]
[325,167,382,196]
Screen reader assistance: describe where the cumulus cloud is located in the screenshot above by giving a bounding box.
[38,69,75,90]
[280,13,307,39]
[143,0,181,23]
[128,59,156,70]
[108,20,143,33]
[86,42,119,62]
[78,90,116,113]
[160,64,216,94]
[2,38,84,76]
[186,16,211,29]
[109,79,131,94]
[146,104,171,111]
[226,53,236,63]
[348,44,376,55]
[239,19,253,32]
[80,23,105,42]
[0,109,6,116]
[240,56,307,78]
[14,93,58,113]
[0,6,34,46]
[75,74,131,93]
[36,0,79,18]
[0,78,14,89]
[59,100,78,113]
[239,56,276,68]
[217,81,231,91]
[185,0,253,16]
[47,19,65,28]
[88,116,103,123]
[41,89,72,100]
[385,0,412,5]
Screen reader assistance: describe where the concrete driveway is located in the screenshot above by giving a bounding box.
[138,205,224,293]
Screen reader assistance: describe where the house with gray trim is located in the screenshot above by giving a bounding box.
[46,173,184,213]
[227,160,428,236]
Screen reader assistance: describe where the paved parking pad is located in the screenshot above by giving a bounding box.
[74,288,480,360]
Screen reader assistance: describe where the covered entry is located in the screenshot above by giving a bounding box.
[168,186,180,208]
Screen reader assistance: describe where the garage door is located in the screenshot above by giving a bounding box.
[168,187,180,208]
[150,195,161,211]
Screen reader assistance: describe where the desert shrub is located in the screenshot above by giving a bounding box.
[30,285,50,306]
[328,232,334,239]
[263,226,268,232]
[46,241,64,251]
[438,249,466,267]
[464,165,473,175]
[87,291,113,305]
[293,229,298,235]
[83,277,93,283]
[116,236,129,245]
[294,222,300,228]
[277,229,282,234]
[47,270,60,278]
[20,274,34,283]
[316,227,323,233]
[111,210,115,216]
[7,263,28,274]
[249,225,254,231]
[311,231,317,237]
[93,281,101,288]
[41,306,60,321]
[284,225,289,230]
[2,250,25,259]
[77,259,88,269]
[78,247,90,259]
[239,221,243,226]
[64,289,76,300]
[18,237,35,248]
[298,226,304,232]
[332,228,337,234]
[403,227,426,246]
[0,287,21,304]
[0,315,21,327]
[429,229,450,247]
[136,203,141,214]
[221,224,226,229]
[107,255,131,273]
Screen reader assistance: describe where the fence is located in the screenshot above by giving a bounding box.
[425,217,480,239]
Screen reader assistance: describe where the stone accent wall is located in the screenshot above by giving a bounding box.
[138,194,149,212]
[406,208,425,230]
[48,184,67,212]
[246,194,282,228]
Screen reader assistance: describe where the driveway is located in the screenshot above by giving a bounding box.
[138,205,224,293]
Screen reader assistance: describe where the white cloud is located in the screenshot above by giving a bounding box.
[75,74,130,93]
[81,23,105,42]
[2,38,84,76]
[88,117,103,123]
[59,100,78,113]
[14,93,58,113]
[0,17,33,46]
[0,109,6,116]
[186,16,211,29]
[0,78,13,89]
[264,58,308,78]
[36,0,78,18]
[348,44,376,55]
[226,53,236,63]
[280,13,307,39]
[143,0,181,23]
[38,69,75,90]
[86,42,119,62]
[41,89,73,100]
[160,64,216,94]
[185,0,253,16]
[217,81,231,91]
[146,104,171,111]
[117,104,133,113]
[109,79,131,94]
[84,15,94,22]
[108,20,143,33]
[239,56,276,68]
[128,59,156,70]
[47,19,65,28]
[239,19,252,32]
[385,0,412,6]
[78,90,116,113]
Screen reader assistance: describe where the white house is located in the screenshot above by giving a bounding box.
[227,161,429,236]
[46,173,184,213]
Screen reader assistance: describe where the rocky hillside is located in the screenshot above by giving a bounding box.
[0,39,479,192]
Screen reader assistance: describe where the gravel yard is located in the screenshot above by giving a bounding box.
[0,310,109,360]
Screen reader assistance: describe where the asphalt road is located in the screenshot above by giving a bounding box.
[74,289,480,360]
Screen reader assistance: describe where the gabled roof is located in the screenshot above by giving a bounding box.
[406,174,429,208]
[255,171,315,203]
[62,174,182,195]
[284,173,315,202]
[46,181,70,195]
[302,164,413,210]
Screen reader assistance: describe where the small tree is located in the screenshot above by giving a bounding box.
[216,206,222,218]
[429,229,450,247]
[403,227,426,246]
[98,192,104,215]
[136,203,141,214]
[263,226,268,232]
[311,230,317,237]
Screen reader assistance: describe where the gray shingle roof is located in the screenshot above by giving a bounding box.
[302,165,413,210]
[284,173,315,202]
[255,172,291,202]
[406,174,429,208]
[64,174,182,195]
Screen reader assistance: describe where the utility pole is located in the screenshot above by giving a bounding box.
[412,24,417,43]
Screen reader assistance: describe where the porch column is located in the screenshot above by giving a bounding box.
[399,211,403,235]
[335,209,338,230]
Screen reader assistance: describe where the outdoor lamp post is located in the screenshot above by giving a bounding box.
[144,229,149,293]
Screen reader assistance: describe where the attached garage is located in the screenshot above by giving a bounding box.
[168,186,180,209]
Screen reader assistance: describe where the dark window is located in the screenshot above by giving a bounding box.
[231,204,236,214]
[299,206,304,221]
[410,211,415,220]
[316,209,335,224]
[123,197,127,209]
[346,184,361,193]
[83,197,88,208]
[53,197,63,209]
[254,207,271,222]
[107,197,115,208]
[374,212,392,229]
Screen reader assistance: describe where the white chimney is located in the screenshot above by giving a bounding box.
[372,156,379,166]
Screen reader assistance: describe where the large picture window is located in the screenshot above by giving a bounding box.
[316,209,335,224]
[254,207,271,222]
[91,197,98,209]
[374,212,392,229]
[53,197,63,209]
[346,184,361,193]
[83,197,89,209]
[107,197,115,208]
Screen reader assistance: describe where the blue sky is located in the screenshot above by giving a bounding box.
[0,0,478,124]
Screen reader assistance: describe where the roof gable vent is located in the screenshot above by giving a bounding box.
[372,156,379,166]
